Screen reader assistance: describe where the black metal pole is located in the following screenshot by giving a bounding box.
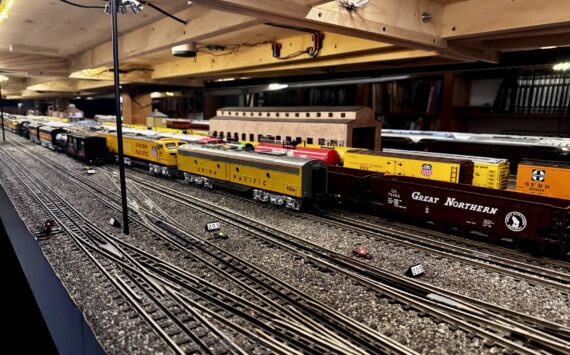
[111,0,129,235]
[1,80,5,142]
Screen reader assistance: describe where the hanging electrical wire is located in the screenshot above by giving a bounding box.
[335,0,373,11]
[196,32,323,61]
[58,0,187,25]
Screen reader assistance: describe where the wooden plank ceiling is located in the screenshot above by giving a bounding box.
[0,0,569,98]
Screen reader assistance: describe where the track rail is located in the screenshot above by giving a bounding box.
[2,136,415,355]
[7,134,570,354]
[124,171,570,355]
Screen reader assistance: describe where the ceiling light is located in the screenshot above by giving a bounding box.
[125,0,144,14]
[0,75,9,82]
[172,43,197,58]
[541,46,557,50]
[165,92,175,97]
[553,62,570,71]
[0,0,16,22]
[268,83,289,91]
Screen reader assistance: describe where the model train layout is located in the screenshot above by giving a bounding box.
[2,112,569,256]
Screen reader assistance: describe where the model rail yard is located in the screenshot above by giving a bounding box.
[2,110,570,355]
[3,113,570,254]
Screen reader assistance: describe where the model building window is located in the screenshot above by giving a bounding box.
[219,132,224,138]
[258,134,262,141]
[250,134,254,141]
[234,133,239,141]
[328,112,333,117]
[285,136,292,143]
[307,138,313,144]
[276,135,281,141]
[318,138,325,145]
[212,131,217,137]
[242,133,246,140]
[296,137,302,143]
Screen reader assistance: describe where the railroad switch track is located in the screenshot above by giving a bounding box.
[7,135,570,354]
[2,139,414,355]
[124,173,570,355]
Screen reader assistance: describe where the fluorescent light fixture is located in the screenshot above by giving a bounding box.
[553,62,570,71]
[165,91,175,97]
[150,92,161,98]
[214,78,236,82]
[268,83,289,91]
[541,46,557,50]
[0,75,9,82]
[0,0,16,21]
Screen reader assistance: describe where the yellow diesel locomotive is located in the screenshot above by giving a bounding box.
[177,145,328,209]
[105,132,186,176]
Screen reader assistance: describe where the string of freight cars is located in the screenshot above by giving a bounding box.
[3,116,570,256]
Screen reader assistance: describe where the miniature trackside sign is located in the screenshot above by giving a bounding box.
[405,264,425,278]
[205,221,221,232]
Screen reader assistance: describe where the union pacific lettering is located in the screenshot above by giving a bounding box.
[196,167,218,176]
[134,142,150,157]
[232,174,267,187]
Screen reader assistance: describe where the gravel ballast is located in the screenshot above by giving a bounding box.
[2,133,569,354]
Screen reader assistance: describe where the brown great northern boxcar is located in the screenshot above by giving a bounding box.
[368,175,570,252]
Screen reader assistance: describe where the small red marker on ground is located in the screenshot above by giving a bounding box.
[352,246,372,259]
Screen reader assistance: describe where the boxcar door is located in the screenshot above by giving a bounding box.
[392,159,405,176]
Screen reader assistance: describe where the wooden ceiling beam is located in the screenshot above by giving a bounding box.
[442,0,570,40]
[0,51,69,75]
[215,49,439,77]
[189,0,495,63]
[151,31,397,79]
[69,67,153,83]
[26,79,78,92]
[70,7,261,72]
[190,0,444,48]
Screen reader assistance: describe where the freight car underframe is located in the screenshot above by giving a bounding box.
[182,172,303,210]
[115,155,178,177]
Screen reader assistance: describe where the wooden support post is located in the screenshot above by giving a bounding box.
[121,92,152,125]
[203,95,224,119]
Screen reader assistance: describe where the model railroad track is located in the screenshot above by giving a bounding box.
[202,185,570,287]
[8,136,570,353]
[115,157,570,280]
[5,138,414,355]
[363,212,570,270]
[0,146,262,355]
[122,172,570,355]
[308,211,570,293]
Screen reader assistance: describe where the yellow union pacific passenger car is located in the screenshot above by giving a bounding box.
[106,132,185,176]
[177,145,327,209]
